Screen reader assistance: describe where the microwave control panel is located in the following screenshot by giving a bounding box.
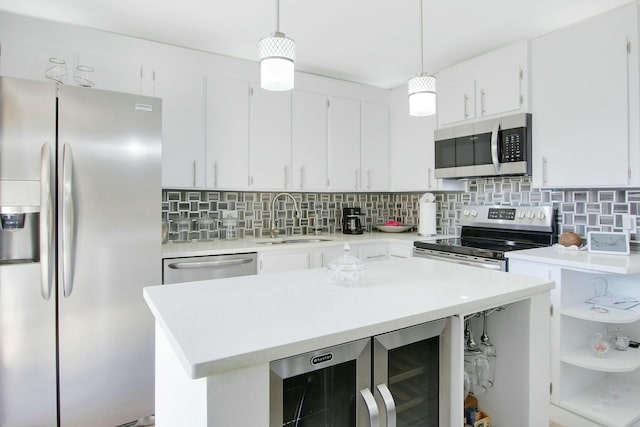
[500,128,526,163]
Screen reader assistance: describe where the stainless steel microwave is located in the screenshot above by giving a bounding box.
[434,113,532,179]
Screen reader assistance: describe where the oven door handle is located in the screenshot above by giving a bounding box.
[491,119,501,174]
[413,249,504,271]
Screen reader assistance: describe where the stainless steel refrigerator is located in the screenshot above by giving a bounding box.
[0,76,162,426]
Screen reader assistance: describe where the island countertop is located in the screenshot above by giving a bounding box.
[143,257,554,379]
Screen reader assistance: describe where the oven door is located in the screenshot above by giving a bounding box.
[269,338,372,427]
[413,248,506,271]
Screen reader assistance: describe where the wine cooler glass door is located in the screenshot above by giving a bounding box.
[270,338,372,427]
[373,319,447,427]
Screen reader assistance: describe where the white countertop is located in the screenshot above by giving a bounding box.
[162,231,449,258]
[506,246,640,274]
[144,257,554,379]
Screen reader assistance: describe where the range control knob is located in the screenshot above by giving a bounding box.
[463,209,470,217]
[471,209,478,217]
[528,211,535,219]
[538,212,546,220]
[518,210,526,219]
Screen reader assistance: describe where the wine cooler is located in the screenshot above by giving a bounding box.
[270,318,450,427]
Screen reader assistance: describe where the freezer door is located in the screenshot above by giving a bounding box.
[56,86,162,426]
[0,263,57,426]
[0,77,56,181]
[0,77,57,426]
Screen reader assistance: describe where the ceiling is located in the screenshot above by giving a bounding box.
[0,0,634,89]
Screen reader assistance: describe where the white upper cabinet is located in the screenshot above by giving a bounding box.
[531,3,638,188]
[328,96,361,191]
[389,86,465,192]
[327,97,390,192]
[436,68,475,125]
[154,64,206,188]
[249,86,292,190]
[206,75,250,190]
[436,40,528,128]
[360,102,389,192]
[292,90,328,191]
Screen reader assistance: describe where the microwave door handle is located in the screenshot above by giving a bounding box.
[491,120,501,173]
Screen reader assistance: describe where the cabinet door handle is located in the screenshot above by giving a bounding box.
[480,89,486,115]
[464,94,469,119]
[299,167,304,190]
[354,169,359,190]
[192,160,197,187]
[427,167,432,189]
[376,383,396,427]
[542,156,548,187]
[367,169,372,190]
[284,165,288,189]
[213,161,218,188]
[359,388,380,427]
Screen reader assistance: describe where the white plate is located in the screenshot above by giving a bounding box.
[375,224,415,233]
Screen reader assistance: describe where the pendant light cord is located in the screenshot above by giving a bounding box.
[419,0,424,73]
[276,0,280,32]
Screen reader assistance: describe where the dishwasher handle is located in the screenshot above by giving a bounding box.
[167,257,254,270]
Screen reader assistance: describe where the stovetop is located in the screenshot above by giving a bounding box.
[413,205,556,260]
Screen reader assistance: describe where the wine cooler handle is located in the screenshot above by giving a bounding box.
[360,388,380,427]
[376,383,396,427]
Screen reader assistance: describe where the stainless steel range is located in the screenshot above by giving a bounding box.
[413,205,556,271]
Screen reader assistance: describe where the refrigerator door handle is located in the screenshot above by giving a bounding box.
[40,143,54,301]
[360,388,380,427]
[62,143,75,298]
[376,383,397,427]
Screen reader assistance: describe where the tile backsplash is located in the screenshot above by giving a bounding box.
[163,177,640,242]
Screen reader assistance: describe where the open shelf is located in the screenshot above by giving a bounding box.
[561,347,640,373]
[561,303,640,324]
[560,375,640,427]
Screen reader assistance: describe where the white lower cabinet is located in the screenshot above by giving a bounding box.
[259,242,397,275]
[509,259,640,427]
[258,251,310,275]
[355,243,388,263]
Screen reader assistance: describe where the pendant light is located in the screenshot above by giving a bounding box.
[259,0,295,91]
[408,0,436,116]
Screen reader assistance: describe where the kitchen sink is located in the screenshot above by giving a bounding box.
[253,236,337,245]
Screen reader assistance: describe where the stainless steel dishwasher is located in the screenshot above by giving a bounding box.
[162,253,257,284]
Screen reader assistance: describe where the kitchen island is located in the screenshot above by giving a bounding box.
[144,257,554,426]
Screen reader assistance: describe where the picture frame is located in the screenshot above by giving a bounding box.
[587,231,630,255]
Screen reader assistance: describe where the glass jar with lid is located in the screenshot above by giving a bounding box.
[172,216,193,243]
[327,244,367,286]
[196,216,218,241]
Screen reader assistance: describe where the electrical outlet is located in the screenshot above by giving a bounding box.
[622,214,637,235]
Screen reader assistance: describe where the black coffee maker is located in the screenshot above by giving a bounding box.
[342,207,363,234]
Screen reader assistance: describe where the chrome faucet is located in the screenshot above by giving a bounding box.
[270,193,301,238]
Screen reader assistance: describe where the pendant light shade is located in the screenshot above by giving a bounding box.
[408,72,436,116]
[408,0,436,117]
[259,32,295,91]
[260,0,295,91]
